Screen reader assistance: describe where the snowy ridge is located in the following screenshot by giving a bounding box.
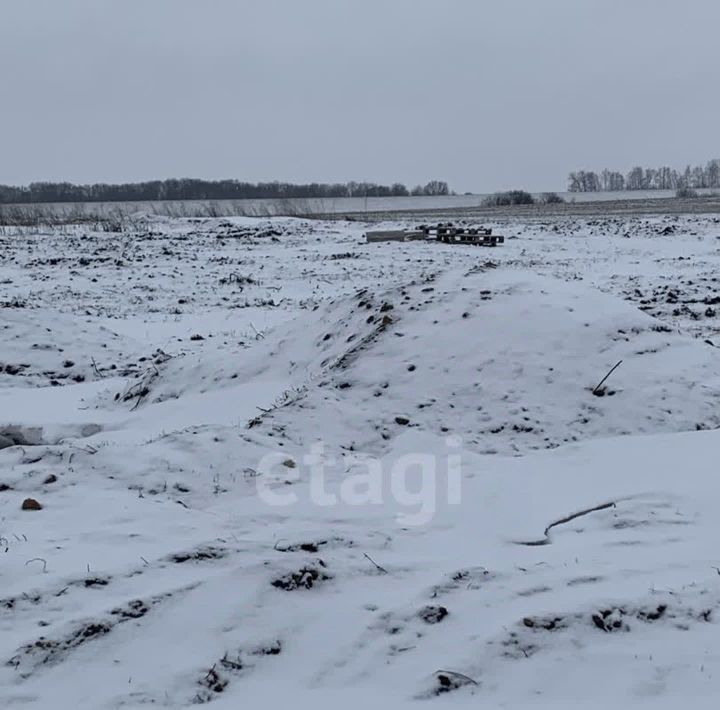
[245,265,720,457]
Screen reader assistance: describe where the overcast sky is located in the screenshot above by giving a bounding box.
[1,0,717,193]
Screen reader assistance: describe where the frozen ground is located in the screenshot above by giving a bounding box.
[2,213,720,708]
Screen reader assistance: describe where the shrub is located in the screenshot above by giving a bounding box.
[676,187,699,199]
[482,190,536,207]
[540,192,565,204]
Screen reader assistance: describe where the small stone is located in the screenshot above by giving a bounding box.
[43,474,58,485]
[395,416,410,426]
[22,498,43,511]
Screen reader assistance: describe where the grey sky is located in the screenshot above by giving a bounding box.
[1,0,717,192]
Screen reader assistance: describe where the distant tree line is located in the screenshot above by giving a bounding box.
[568,160,720,192]
[0,178,451,204]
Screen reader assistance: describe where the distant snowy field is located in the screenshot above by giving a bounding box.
[3,187,718,222]
[2,213,720,708]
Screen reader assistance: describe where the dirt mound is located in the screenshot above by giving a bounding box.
[248,268,720,456]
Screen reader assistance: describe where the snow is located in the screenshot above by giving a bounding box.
[3,213,720,708]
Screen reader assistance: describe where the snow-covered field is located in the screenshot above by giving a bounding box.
[2,213,720,708]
